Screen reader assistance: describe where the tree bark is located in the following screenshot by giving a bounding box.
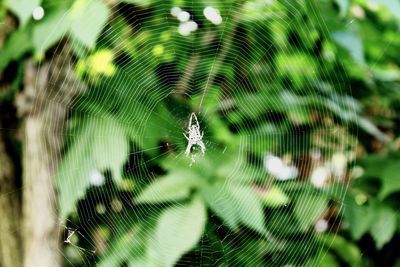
[0,14,22,267]
[17,43,84,267]
[0,130,22,267]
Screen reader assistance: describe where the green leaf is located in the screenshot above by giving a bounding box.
[0,26,32,69]
[228,185,267,234]
[97,224,147,267]
[320,234,362,267]
[369,203,397,249]
[202,183,266,235]
[6,0,41,26]
[294,193,327,232]
[334,0,349,18]
[69,0,109,49]
[56,117,129,219]
[202,182,241,230]
[371,0,400,20]
[146,196,207,267]
[267,211,302,236]
[122,0,153,7]
[332,31,366,66]
[356,117,390,143]
[343,199,372,240]
[359,153,400,199]
[258,186,290,208]
[98,209,160,267]
[33,7,70,54]
[136,171,203,204]
[305,252,339,267]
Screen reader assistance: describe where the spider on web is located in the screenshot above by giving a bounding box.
[184,113,206,157]
[64,229,75,244]
[63,227,96,255]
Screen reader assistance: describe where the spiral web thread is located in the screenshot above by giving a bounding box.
[18,0,382,266]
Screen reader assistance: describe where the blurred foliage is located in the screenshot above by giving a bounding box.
[1,0,400,266]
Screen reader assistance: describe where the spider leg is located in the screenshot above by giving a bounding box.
[198,141,206,154]
[183,133,189,140]
[201,131,204,138]
[189,113,194,128]
[195,114,200,129]
[185,141,193,155]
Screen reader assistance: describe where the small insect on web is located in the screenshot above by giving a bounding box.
[184,113,206,164]
[63,226,96,255]
[65,229,75,244]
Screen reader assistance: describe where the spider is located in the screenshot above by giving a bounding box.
[184,113,206,156]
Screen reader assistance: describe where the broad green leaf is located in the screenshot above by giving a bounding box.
[370,0,400,20]
[334,0,349,18]
[276,53,318,87]
[69,0,109,49]
[0,26,32,69]
[202,183,266,235]
[305,252,339,267]
[122,0,153,7]
[6,0,41,26]
[33,7,70,53]
[267,211,302,236]
[202,182,241,230]
[294,193,327,232]
[136,104,184,156]
[57,117,129,219]
[97,224,147,267]
[136,171,203,204]
[147,196,207,267]
[228,185,267,234]
[235,239,272,266]
[319,234,362,267]
[356,117,390,143]
[369,203,397,249]
[378,161,400,200]
[98,209,160,267]
[332,31,366,66]
[343,199,372,240]
[359,153,400,199]
[258,186,290,208]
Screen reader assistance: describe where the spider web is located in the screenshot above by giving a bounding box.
[6,0,386,266]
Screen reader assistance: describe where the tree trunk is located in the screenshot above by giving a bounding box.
[0,14,22,267]
[0,130,22,267]
[17,43,83,267]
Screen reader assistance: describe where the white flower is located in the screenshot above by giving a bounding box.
[32,6,45,20]
[178,22,192,36]
[331,153,347,178]
[310,166,330,188]
[170,7,181,17]
[89,169,105,186]
[264,154,298,181]
[203,6,222,25]
[315,219,328,233]
[178,21,198,36]
[177,11,190,22]
[187,20,198,31]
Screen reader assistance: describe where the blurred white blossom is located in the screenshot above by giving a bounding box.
[178,20,198,36]
[187,20,198,31]
[203,6,222,25]
[170,7,181,17]
[331,152,347,178]
[32,6,45,20]
[264,154,298,181]
[89,169,105,186]
[177,11,190,22]
[315,219,328,233]
[310,166,330,188]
